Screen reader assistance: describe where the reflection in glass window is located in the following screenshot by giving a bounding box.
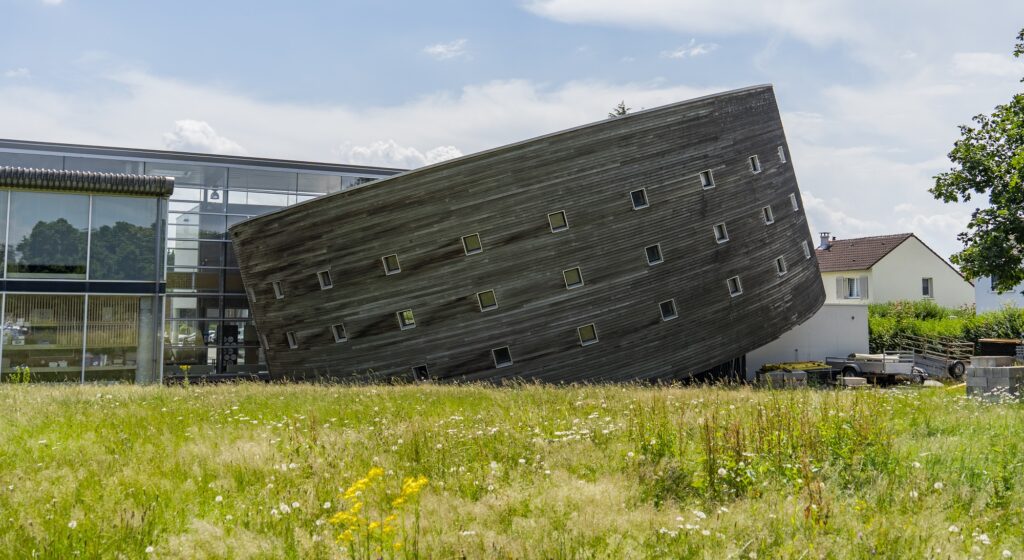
[2,294,84,382]
[0,152,62,169]
[90,196,159,281]
[0,191,8,273]
[84,295,159,383]
[227,168,297,191]
[8,191,89,278]
[145,162,227,188]
[166,240,226,268]
[167,269,221,293]
[65,157,144,174]
[298,173,343,193]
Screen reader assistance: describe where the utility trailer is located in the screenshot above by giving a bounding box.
[895,334,972,379]
[825,352,927,385]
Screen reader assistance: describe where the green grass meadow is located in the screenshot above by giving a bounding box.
[2,383,1024,559]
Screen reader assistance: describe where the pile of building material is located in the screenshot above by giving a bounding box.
[966,356,1024,401]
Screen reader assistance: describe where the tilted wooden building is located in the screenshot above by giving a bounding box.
[229,85,825,382]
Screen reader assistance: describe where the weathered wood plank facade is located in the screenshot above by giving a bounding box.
[230,85,826,382]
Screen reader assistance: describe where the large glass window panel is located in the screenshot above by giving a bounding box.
[297,173,342,194]
[167,269,221,293]
[0,152,63,169]
[165,320,217,348]
[167,214,226,240]
[89,196,159,281]
[342,176,380,189]
[221,346,263,371]
[145,162,226,189]
[224,270,244,293]
[167,240,225,268]
[166,296,221,320]
[223,296,251,319]
[2,294,84,382]
[164,346,217,372]
[170,187,225,212]
[64,157,144,174]
[227,168,296,191]
[84,296,158,383]
[0,191,8,275]
[226,190,295,213]
[7,191,89,278]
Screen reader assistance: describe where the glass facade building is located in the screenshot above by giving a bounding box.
[0,140,401,381]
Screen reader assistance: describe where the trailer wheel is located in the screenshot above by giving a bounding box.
[841,366,858,377]
[949,361,966,379]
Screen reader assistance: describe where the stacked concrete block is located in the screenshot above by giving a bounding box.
[966,356,1024,401]
[762,370,807,388]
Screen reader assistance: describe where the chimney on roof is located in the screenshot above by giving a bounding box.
[819,232,832,250]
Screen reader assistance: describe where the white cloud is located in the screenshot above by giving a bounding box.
[162,120,248,156]
[952,52,1024,78]
[338,140,462,168]
[41,0,64,4]
[3,68,30,79]
[661,39,717,59]
[423,39,469,60]
[523,0,862,46]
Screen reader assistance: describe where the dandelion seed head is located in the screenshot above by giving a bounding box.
[145,546,154,554]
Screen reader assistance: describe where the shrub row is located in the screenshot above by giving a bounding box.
[868,301,1024,352]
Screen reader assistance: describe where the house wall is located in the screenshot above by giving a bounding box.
[976,277,1024,312]
[869,237,974,309]
[821,270,874,305]
[745,303,868,379]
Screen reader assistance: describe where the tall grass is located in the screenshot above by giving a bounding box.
[1,383,1023,558]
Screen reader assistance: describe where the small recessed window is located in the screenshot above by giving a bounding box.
[630,189,649,210]
[762,206,775,225]
[331,323,348,343]
[802,241,811,260]
[317,270,333,290]
[397,309,416,330]
[382,254,401,275]
[727,276,743,297]
[699,170,715,189]
[548,210,569,232]
[577,323,599,346]
[778,146,787,163]
[563,267,584,289]
[644,244,664,265]
[749,155,761,173]
[775,256,788,276]
[286,331,298,349]
[713,223,729,244]
[477,289,498,312]
[462,233,483,255]
[259,333,269,350]
[412,364,429,380]
[272,281,284,299]
[659,299,678,321]
[789,193,799,212]
[492,346,513,368]
[922,277,934,298]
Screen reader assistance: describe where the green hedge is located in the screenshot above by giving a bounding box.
[868,301,1024,352]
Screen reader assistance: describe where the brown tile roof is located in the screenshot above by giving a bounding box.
[815,233,913,272]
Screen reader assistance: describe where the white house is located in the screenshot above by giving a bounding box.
[815,232,974,309]
[976,277,1024,312]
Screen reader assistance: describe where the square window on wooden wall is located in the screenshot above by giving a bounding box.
[577,323,599,346]
[563,267,584,289]
[477,290,498,311]
[548,210,569,232]
[462,233,483,255]
[397,309,416,330]
[382,254,401,275]
[492,346,513,368]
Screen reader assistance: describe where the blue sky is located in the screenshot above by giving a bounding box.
[2,0,1024,261]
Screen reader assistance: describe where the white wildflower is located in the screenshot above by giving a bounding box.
[1003,551,1012,558]
[909,490,918,499]
[68,520,77,529]
[749,553,758,559]
[977,534,991,545]
[934,482,944,490]
[701,529,711,536]
[912,461,921,469]
[627,452,634,459]
[717,467,728,477]
[323,501,332,509]
[215,495,223,503]
[145,546,154,553]
[693,510,707,520]
[460,530,476,536]
[949,525,960,533]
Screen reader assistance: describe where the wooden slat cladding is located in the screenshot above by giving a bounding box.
[230,85,826,383]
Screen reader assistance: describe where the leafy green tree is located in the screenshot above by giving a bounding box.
[931,28,1024,292]
[608,100,631,118]
[13,219,87,274]
[89,221,158,280]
